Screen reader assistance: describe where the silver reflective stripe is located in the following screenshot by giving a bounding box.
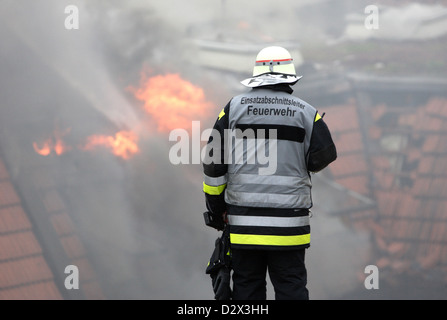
[203,174,227,186]
[229,173,303,187]
[225,190,312,208]
[228,215,309,227]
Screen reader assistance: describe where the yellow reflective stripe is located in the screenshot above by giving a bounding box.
[218,108,225,120]
[230,233,310,246]
[203,182,226,195]
[314,113,322,122]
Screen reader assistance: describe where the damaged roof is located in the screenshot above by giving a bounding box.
[324,94,447,283]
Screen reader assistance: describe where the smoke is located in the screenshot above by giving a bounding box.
[0,0,216,299]
[1,0,445,300]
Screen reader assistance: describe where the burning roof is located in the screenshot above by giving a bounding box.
[322,84,447,296]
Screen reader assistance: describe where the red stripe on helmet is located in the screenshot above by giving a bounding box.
[255,58,293,63]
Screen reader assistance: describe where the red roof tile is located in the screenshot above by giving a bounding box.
[0,181,20,207]
[81,281,105,300]
[0,256,54,288]
[372,169,395,190]
[336,175,370,195]
[50,213,75,236]
[0,206,32,233]
[426,98,447,118]
[330,153,368,177]
[73,258,96,282]
[333,131,363,154]
[324,103,360,132]
[0,281,62,300]
[60,235,86,259]
[0,231,42,261]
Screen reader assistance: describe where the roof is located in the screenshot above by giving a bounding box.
[0,145,104,300]
[324,96,447,282]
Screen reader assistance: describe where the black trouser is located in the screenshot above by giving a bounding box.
[231,248,309,300]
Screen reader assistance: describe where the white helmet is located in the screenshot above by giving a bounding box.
[241,46,302,88]
[252,46,296,76]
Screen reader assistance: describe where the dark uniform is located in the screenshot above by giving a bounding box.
[203,82,337,300]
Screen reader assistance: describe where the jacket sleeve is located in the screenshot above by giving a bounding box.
[202,101,231,215]
[307,112,337,172]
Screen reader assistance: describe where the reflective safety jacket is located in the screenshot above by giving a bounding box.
[203,84,337,250]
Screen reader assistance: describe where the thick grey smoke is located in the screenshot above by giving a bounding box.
[0,0,216,299]
[1,0,445,300]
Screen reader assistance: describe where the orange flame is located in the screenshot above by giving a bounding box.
[33,128,71,156]
[82,130,139,159]
[33,141,52,156]
[131,73,213,132]
[33,127,139,160]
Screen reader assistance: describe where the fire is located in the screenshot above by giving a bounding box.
[33,141,52,156]
[33,73,210,158]
[33,128,139,160]
[33,128,71,156]
[82,130,139,160]
[131,73,213,132]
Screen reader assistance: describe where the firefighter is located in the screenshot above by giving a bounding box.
[202,46,337,300]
